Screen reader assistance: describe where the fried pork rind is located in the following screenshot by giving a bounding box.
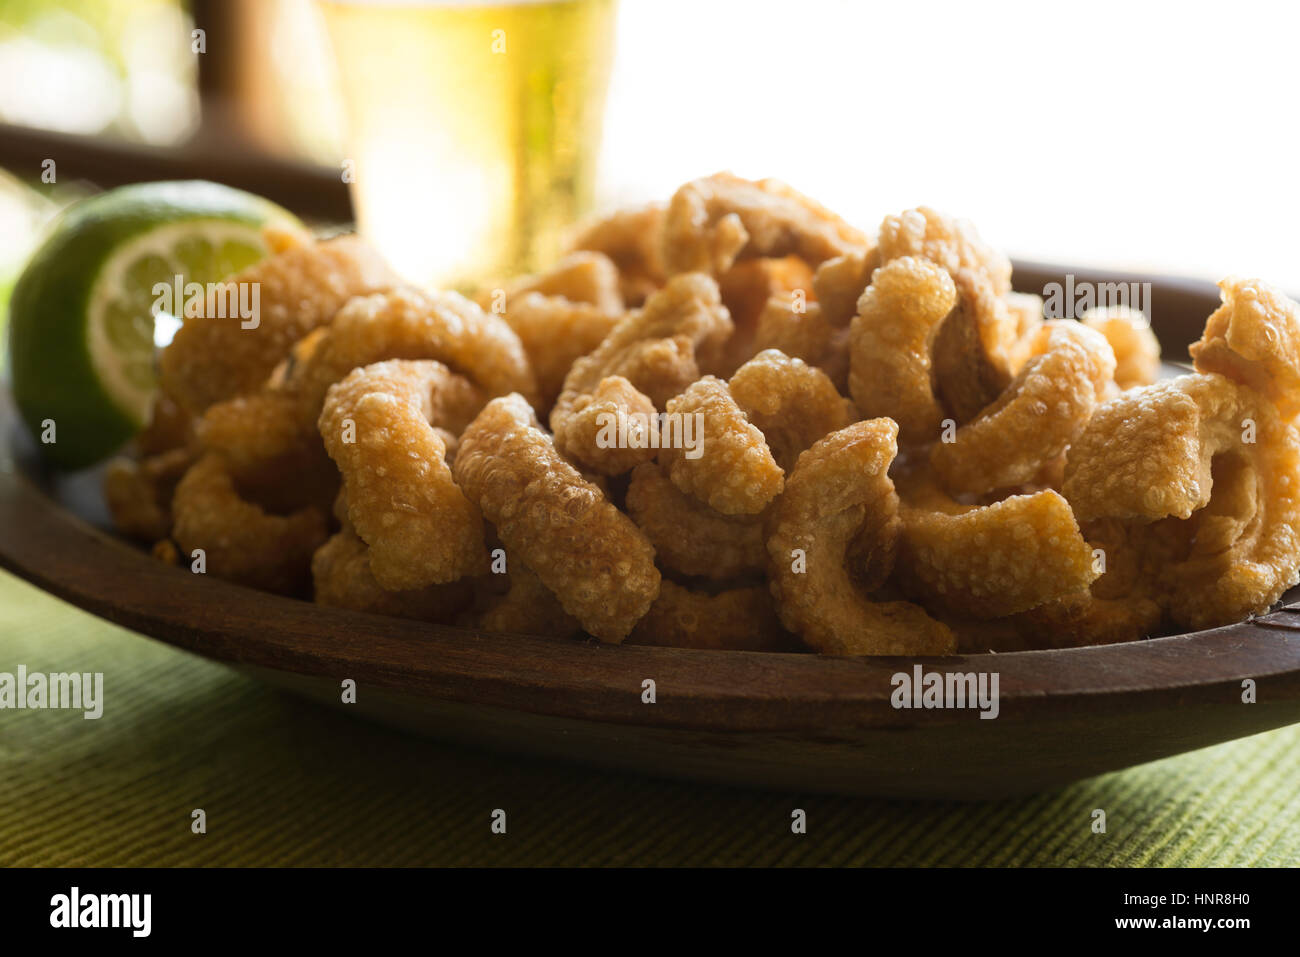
[660,375,783,515]
[748,250,881,393]
[727,349,857,473]
[849,256,958,442]
[813,248,879,328]
[320,360,489,590]
[629,580,797,651]
[604,334,700,407]
[1010,592,1163,649]
[1063,373,1300,629]
[1082,304,1160,391]
[494,292,621,414]
[312,527,472,623]
[196,390,339,514]
[624,462,765,581]
[171,453,328,595]
[713,256,815,375]
[765,419,956,655]
[453,393,661,642]
[550,272,731,469]
[754,301,853,392]
[1190,277,1300,417]
[159,233,399,413]
[135,390,193,456]
[942,616,1028,654]
[152,538,180,564]
[558,375,660,475]
[108,388,196,543]
[1160,447,1300,629]
[930,320,1116,496]
[663,172,868,276]
[289,286,528,428]
[1064,373,1263,523]
[568,202,667,306]
[930,270,1022,423]
[876,206,1012,296]
[109,175,1300,655]
[1005,291,1046,341]
[167,377,341,593]
[947,590,1162,653]
[198,391,310,471]
[472,563,583,638]
[896,479,1100,620]
[104,447,194,541]
[485,250,624,314]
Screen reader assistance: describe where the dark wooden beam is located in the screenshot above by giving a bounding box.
[0,123,352,222]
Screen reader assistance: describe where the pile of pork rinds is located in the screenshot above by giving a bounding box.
[105,172,1300,655]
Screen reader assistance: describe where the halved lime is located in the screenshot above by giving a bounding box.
[7,181,300,469]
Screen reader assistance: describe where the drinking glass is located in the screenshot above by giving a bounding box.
[319,0,618,291]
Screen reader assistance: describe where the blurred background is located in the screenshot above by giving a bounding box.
[1,0,1297,328]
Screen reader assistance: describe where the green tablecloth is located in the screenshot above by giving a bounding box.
[1,570,1296,867]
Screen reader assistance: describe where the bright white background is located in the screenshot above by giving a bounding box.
[3,0,1296,296]
[600,0,1300,289]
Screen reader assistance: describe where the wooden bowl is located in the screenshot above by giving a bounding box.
[3,262,1299,799]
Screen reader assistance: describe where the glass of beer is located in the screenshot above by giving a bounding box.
[319,0,618,291]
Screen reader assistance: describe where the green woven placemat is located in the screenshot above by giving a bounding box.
[0,570,1296,867]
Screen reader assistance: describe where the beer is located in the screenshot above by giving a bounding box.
[319,0,617,290]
